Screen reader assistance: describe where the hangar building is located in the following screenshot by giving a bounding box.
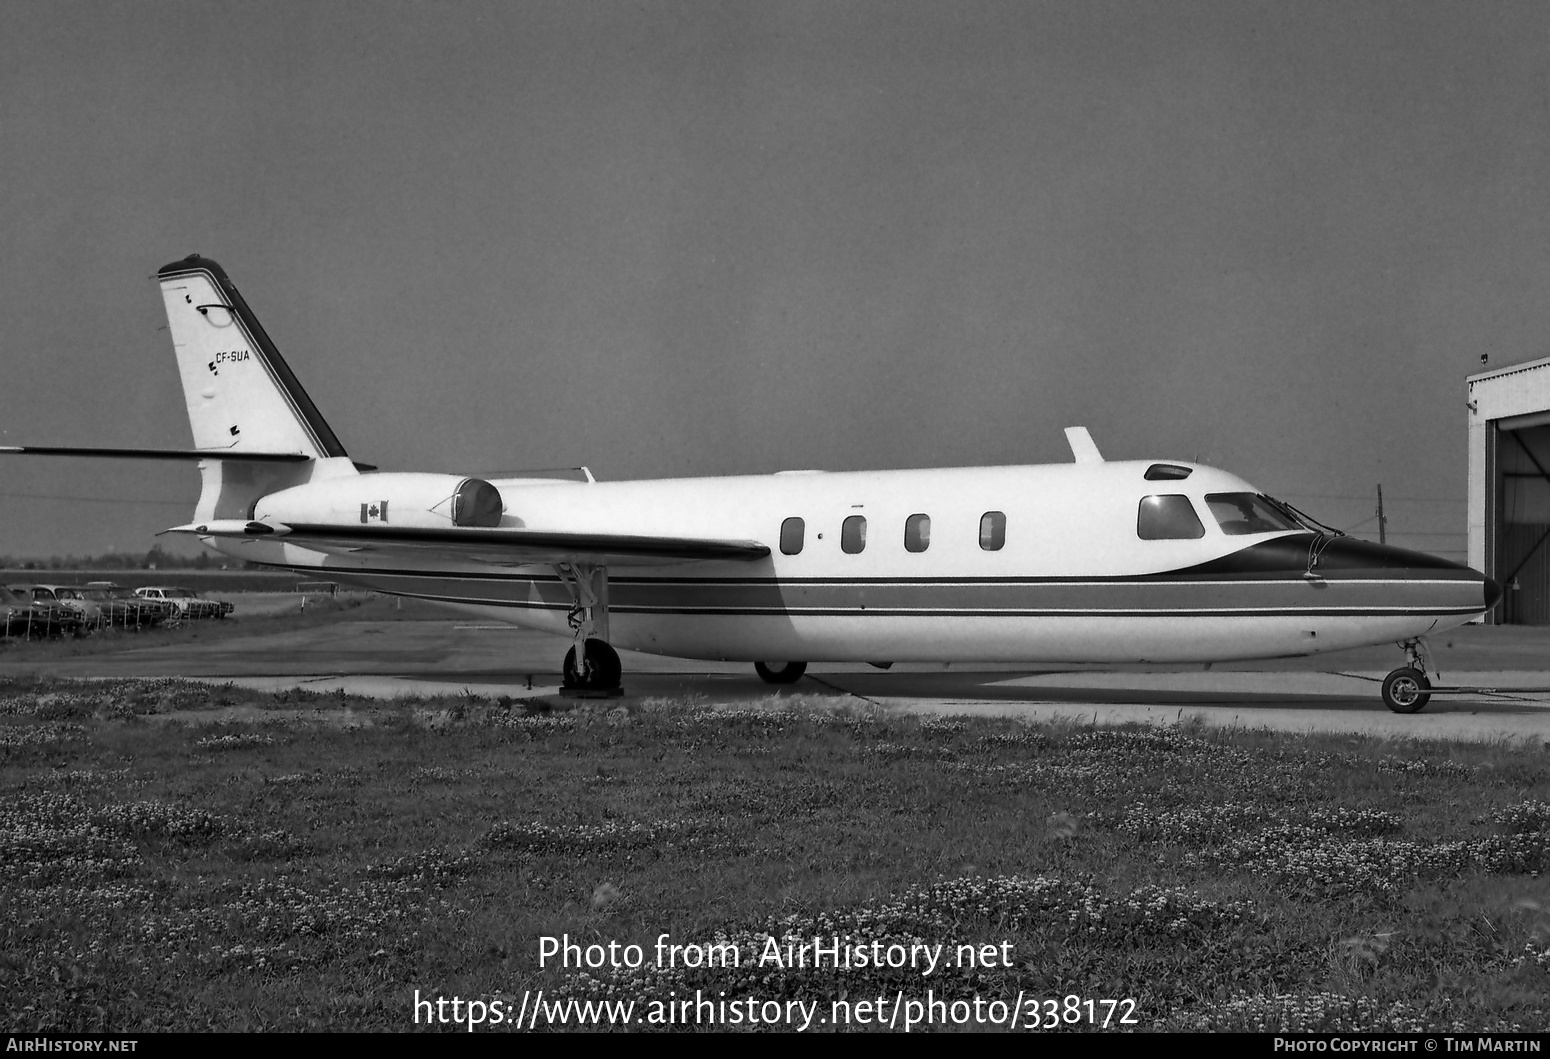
[1468,356,1550,624]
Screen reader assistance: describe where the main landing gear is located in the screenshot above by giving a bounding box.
[557,563,622,695]
[565,638,621,691]
[754,661,807,685]
[1381,638,1434,714]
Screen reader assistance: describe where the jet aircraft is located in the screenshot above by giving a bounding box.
[2,256,1501,711]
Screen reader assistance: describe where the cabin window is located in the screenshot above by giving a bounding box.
[904,513,931,553]
[979,511,1006,551]
[1204,493,1301,535]
[780,517,805,555]
[842,515,867,554]
[1137,495,1205,540]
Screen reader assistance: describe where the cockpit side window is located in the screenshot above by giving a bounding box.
[1137,495,1205,540]
[1204,493,1302,535]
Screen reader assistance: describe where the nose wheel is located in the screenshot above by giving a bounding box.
[1382,637,1437,713]
[1381,667,1431,714]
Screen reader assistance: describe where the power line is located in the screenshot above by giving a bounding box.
[0,490,189,507]
[1287,493,1466,504]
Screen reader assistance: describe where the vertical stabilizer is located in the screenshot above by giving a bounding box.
[156,256,358,523]
[157,255,348,459]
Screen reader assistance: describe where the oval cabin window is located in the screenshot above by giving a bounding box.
[979,511,1006,551]
[780,517,805,555]
[841,515,867,554]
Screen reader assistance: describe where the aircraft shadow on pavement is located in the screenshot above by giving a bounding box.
[800,671,1550,715]
[404,667,1550,716]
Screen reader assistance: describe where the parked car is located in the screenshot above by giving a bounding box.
[18,584,106,630]
[82,582,170,628]
[134,586,231,620]
[0,585,81,638]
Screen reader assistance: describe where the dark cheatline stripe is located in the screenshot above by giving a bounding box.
[257,563,1486,619]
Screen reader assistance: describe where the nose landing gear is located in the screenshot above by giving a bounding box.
[1381,667,1431,714]
[1381,638,1436,714]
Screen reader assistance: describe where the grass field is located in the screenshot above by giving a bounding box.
[2,676,1547,1032]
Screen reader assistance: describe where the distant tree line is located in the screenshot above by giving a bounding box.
[0,546,256,571]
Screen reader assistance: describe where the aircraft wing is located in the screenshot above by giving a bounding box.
[163,519,771,566]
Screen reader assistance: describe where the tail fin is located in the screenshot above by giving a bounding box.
[157,255,348,459]
[1,257,361,535]
[156,256,359,522]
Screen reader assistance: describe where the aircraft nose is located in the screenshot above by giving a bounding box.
[1291,537,1502,616]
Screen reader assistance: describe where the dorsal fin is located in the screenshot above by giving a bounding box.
[1064,426,1104,464]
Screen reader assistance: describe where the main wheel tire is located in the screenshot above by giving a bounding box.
[754,661,807,685]
[1381,667,1431,714]
[563,638,622,690]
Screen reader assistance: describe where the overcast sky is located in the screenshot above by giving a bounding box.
[3,0,1547,560]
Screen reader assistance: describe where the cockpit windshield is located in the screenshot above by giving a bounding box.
[1204,493,1304,535]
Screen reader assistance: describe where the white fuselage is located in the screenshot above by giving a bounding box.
[213,459,1488,664]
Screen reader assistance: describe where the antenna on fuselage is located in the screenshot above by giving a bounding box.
[1064,426,1104,464]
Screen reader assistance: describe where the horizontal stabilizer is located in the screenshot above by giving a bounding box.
[163,521,772,566]
[0,445,310,462]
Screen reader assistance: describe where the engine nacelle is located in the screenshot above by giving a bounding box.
[253,473,504,529]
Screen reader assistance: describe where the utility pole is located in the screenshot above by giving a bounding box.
[1376,484,1387,545]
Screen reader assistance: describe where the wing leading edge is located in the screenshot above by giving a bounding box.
[163,519,771,566]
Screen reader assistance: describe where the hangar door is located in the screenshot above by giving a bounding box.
[1494,422,1550,624]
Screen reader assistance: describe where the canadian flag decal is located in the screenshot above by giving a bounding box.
[359,501,389,524]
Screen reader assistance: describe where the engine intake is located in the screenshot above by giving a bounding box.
[452,477,504,527]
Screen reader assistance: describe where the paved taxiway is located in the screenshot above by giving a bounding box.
[3,595,1548,742]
